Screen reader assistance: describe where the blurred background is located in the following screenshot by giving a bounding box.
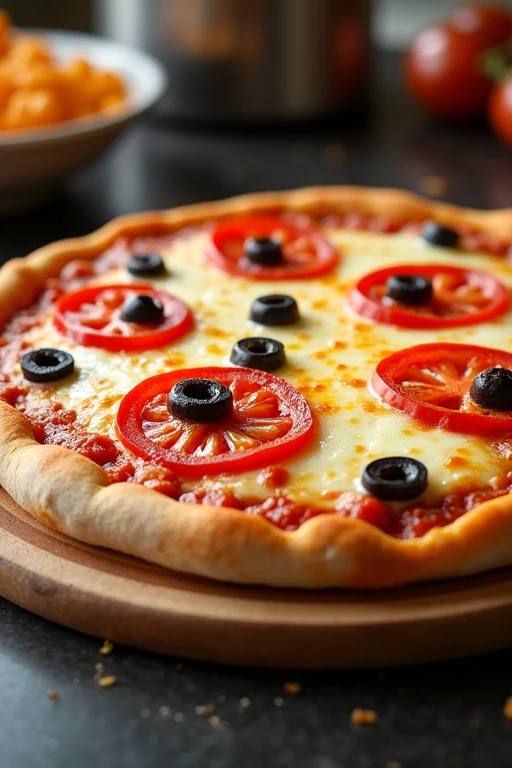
[1,0,512,249]
[6,0,512,49]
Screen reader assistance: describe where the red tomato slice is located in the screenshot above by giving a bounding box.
[54,284,192,352]
[348,264,509,329]
[207,216,338,280]
[372,343,512,434]
[116,367,315,477]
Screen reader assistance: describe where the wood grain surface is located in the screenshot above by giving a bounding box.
[1,486,512,668]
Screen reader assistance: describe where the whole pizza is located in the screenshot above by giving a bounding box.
[2,186,512,589]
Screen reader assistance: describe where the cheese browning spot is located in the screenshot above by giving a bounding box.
[444,456,469,470]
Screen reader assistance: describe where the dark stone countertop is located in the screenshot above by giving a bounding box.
[2,53,512,768]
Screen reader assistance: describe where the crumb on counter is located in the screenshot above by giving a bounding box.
[99,639,114,656]
[418,175,449,198]
[195,704,216,716]
[284,682,301,696]
[47,688,59,701]
[98,675,117,689]
[503,696,512,720]
[350,707,378,726]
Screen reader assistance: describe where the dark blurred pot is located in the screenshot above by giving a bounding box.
[95,0,372,122]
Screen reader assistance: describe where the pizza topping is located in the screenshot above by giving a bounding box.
[116,367,314,477]
[349,265,509,329]
[119,294,165,325]
[126,253,166,278]
[244,237,283,265]
[469,368,512,411]
[361,457,428,501]
[168,379,233,423]
[373,343,512,434]
[229,338,286,372]
[420,221,459,248]
[21,348,75,383]
[208,216,338,280]
[250,294,300,326]
[54,284,192,352]
[385,274,433,306]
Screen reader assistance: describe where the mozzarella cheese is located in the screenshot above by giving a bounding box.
[15,229,512,505]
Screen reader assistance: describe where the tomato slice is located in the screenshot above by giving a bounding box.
[372,343,512,434]
[54,284,192,352]
[348,264,509,329]
[116,367,315,477]
[207,216,338,280]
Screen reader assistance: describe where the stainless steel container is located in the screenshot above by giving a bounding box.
[95,0,372,122]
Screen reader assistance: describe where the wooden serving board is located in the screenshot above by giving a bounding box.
[2,486,512,668]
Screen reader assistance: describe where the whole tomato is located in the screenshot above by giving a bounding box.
[488,78,512,146]
[404,22,494,119]
[450,4,512,47]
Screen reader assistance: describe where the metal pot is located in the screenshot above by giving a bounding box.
[95,0,372,122]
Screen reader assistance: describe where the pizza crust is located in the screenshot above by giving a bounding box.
[1,186,512,588]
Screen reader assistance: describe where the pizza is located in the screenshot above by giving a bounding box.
[1,186,512,589]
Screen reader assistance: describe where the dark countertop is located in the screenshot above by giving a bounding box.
[2,53,512,768]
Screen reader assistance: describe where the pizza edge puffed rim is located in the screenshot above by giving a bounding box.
[1,186,512,589]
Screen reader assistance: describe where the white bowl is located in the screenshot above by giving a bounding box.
[0,29,167,213]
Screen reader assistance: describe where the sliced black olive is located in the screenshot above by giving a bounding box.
[469,367,512,411]
[420,221,459,248]
[230,337,286,372]
[168,378,233,423]
[120,294,164,324]
[244,237,283,265]
[361,457,428,501]
[385,274,433,306]
[250,294,300,326]
[127,253,166,277]
[21,348,74,383]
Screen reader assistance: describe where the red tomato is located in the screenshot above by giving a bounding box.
[347,264,509,329]
[54,284,192,352]
[450,4,512,47]
[489,78,512,147]
[116,367,315,477]
[372,343,512,435]
[208,217,338,280]
[404,22,493,119]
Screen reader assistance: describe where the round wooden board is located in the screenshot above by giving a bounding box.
[2,487,512,668]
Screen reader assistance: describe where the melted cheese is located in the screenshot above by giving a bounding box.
[16,229,512,505]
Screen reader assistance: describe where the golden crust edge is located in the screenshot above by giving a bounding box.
[1,185,512,588]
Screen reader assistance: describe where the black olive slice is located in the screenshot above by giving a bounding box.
[250,294,300,326]
[361,457,428,501]
[168,378,233,423]
[120,295,165,324]
[385,274,433,306]
[420,221,459,248]
[230,337,286,372]
[469,367,512,411]
[21,348,75,383]
[244,237,283,265]
[127,253,166,277]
